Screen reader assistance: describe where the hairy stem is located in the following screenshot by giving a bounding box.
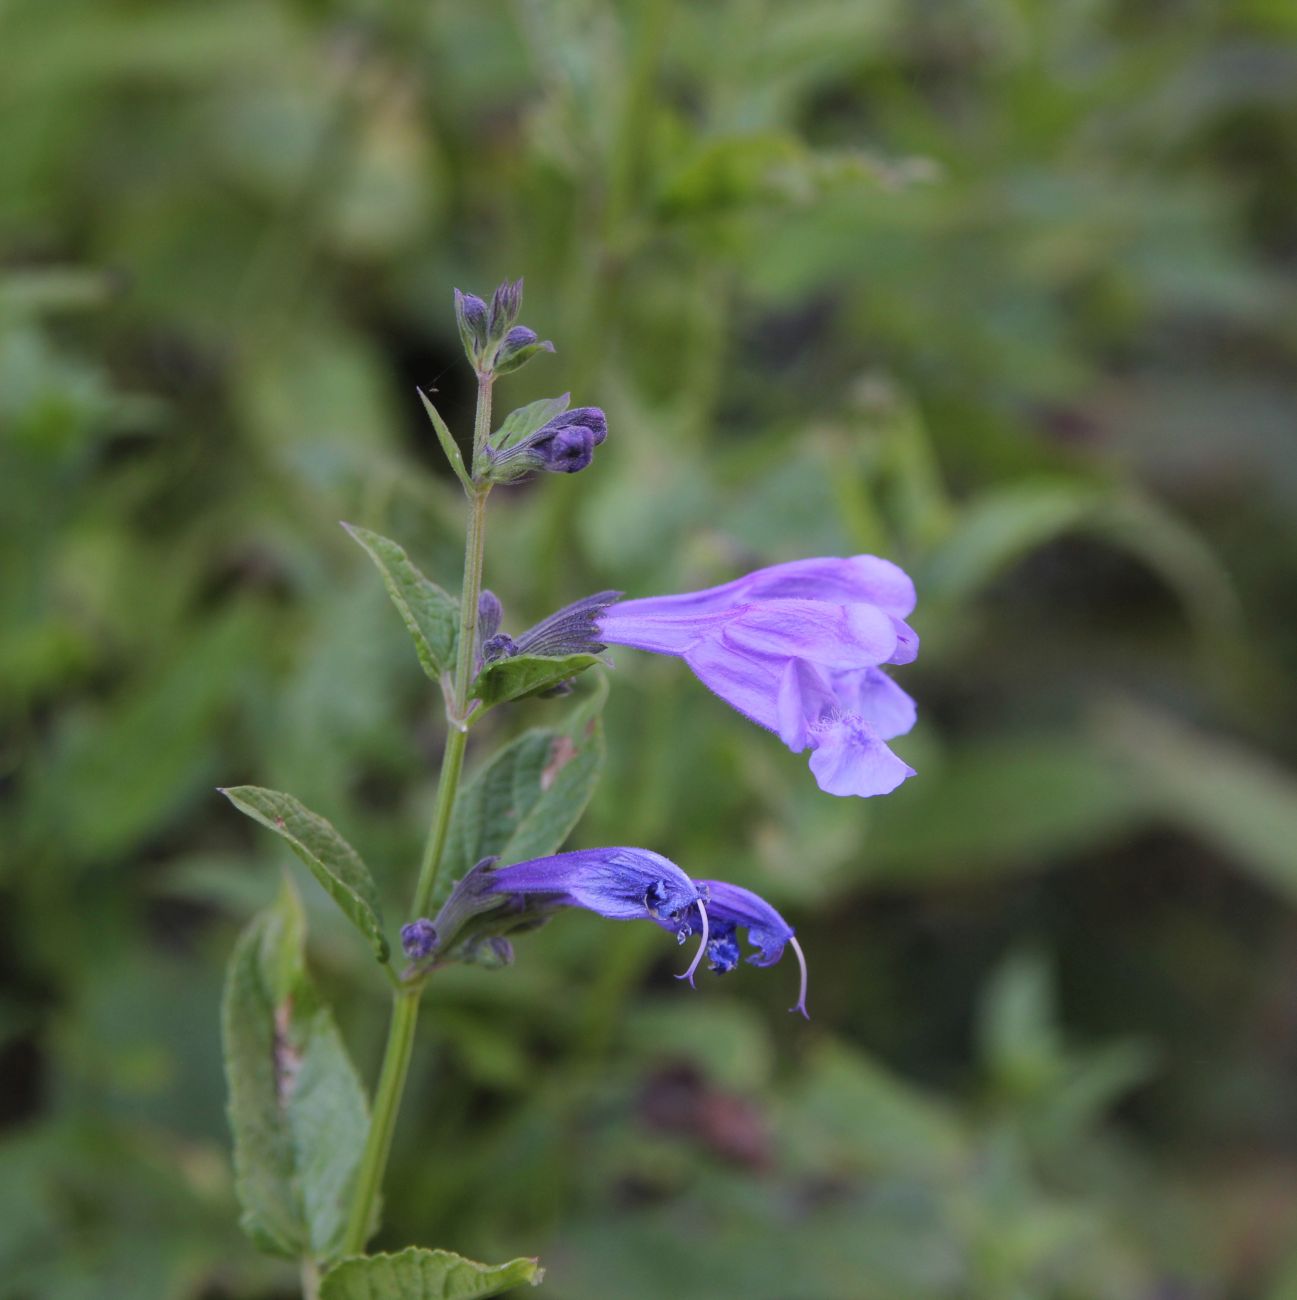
[339,373,494,1262]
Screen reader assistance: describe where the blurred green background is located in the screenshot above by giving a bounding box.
[4,1,1297,1296]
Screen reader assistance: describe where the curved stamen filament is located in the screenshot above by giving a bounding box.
[788,935,809,1019]
[675,898,709,987]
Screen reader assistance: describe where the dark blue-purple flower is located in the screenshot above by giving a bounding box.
[476,848,807,1011]
[485,847,711,981]
[597,556,919,799]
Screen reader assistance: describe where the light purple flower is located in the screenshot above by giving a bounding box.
[596,556,919,798]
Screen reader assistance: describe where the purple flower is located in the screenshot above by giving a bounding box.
[476,848,808,1011]
[597,556,918,799]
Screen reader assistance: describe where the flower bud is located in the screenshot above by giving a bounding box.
[454,289,489,367]
[484,407,608,482]
[489,278,524,336]
[400,918,438,961]
[478,589,504,641]
[492,325,555,376]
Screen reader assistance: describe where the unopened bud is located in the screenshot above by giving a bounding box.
[454,289,490,367]
[492,324,555,376]
[400,918,438,961]
[478,589,504,641]
[489,278,524,336]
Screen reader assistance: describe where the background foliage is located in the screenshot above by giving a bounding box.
[3,0,1297,1296]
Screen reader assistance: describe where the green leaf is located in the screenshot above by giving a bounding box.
[417,389,472,489]
[863,734,1145,883]
[921,479,1240,642]
[220,786,389,962]
[321,1247,542,1299]
[921,479,1102,603]
[223,881,371,1262]
[438,678,607,912]
[790,1041,966,1180]
[1098,699,1297,904]
[342,523,459,682]
[493,394,569,449]
[472,652,604,709]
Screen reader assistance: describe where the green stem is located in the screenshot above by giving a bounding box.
[300,1256,321,1300]
[340,988,419,1256]
[410,725,467,920]
[411,373,493,918]
[339,373,495,1259]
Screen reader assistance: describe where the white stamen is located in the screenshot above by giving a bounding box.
[788,935,809,1019]
[675,898,709,988]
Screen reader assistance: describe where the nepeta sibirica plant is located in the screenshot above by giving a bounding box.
[218,279,919,1299]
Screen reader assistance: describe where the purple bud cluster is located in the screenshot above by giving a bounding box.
[453,279,554,377]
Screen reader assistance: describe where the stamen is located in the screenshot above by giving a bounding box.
[675,898,709,988]
[788,935,810,1019]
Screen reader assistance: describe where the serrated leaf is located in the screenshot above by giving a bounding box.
[220,786,389,961]
[493,394,569,449]
[321,1247,542,1299]
[223,881,371,1262]
[437,678,606,913]
[471,652,604,709]
[342,524,458,681]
